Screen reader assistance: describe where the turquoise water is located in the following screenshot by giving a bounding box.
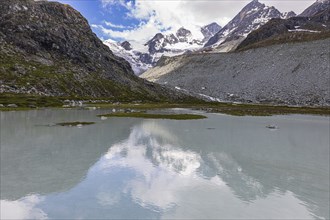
[1,109,329,219]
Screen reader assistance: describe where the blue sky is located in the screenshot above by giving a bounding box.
[53,0,138,40]
[54,0,315,48]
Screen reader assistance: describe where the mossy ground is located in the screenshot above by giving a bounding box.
[0,94,329,116]
[0,52,199,103]
[90,102,330,116]
[97,112,207,120]
[0,93,63,108]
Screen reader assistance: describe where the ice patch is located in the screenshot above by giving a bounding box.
[288,29,321,33]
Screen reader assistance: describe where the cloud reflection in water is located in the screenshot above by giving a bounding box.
[92,121,312,219]
[0,195,47,220]
[0,120,320,219]
[97,121,221,210]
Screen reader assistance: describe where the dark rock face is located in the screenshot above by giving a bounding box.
[137,53,154,65]
[0,0,132,77]
[282,11,297,19]
[144,33,169,54]
[300,0,330,17]
[120,41,132,51]
[201,22,222,42]
[0,0,194,101]
[176,27,192,42]
[165,34,179,44]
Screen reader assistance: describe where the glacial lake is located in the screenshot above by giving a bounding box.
[0,108,329,219]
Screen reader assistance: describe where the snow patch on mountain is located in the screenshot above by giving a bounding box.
[103,39,152,75]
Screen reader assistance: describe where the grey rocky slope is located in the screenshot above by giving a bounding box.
[0,0,194,102]
[141,39,330,106]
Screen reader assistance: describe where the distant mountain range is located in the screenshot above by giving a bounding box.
[237,6,330,51]
[104,0,329,75]
[104,23,221,75]
[139,0,330,106]
[103,0,293,74]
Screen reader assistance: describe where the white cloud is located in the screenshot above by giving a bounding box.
[104,21,128,29]
[98,0,315,46]
[101,0,133,10]
[101,0,122,7]
[93,18,167,50]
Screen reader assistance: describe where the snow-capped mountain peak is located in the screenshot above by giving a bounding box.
[102,0,303,74]
[145,33,168,54]
[204,0,295,49]
[103,23,222,75]
[144,26,206,55]
[103,39,152,75]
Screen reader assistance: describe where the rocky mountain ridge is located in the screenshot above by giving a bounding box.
[145,24,222,55]
[103,0,328,75]
[204,0,296,51]
[236,7,330,51]
[0,0,195,102]
[104,23,221,75]
[104,0,297,73]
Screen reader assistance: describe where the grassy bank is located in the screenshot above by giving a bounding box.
[0,93,329,116]
[89,102,330,116]
[0,93,63,108]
